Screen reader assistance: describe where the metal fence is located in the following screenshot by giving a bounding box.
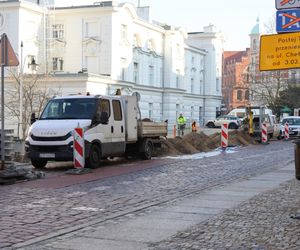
[0,129,14,161]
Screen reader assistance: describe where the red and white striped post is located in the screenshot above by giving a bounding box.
[73,126,85,169]
[284,122,289,141]
[261,122,268,144]
[221,123,228,150]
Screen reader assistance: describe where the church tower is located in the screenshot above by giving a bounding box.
[248,17,261,105]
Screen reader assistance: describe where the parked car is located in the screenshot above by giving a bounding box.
[278,116,300,139]
[206,115,241,129]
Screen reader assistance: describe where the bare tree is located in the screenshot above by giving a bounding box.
[6,70,61,139]
[244,64,289,114]
[264,14,276,34]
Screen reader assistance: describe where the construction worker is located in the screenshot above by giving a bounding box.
[192,121,197,132]
[177,113,186,136]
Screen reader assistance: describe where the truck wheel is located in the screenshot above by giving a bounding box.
[31,159,47,169]
[141,139,153,160]
[229,123,238,129]
[207,122,214,128]
[86,144,101,169]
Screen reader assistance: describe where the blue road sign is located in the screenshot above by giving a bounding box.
[276,0,300,10]
[277,9,300,33]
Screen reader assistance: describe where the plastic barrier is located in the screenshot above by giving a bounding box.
[221,123,228,149]
[284,122,289,141]
[73,127,85,169]
[261,122,268,144]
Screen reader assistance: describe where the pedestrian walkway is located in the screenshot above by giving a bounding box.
[27,162,296,250]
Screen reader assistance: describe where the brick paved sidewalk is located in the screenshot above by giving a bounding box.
[151,176,300,249]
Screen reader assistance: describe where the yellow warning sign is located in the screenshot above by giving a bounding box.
[260,32,300,71]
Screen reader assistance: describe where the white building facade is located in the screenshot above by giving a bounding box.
[0,0,223,135]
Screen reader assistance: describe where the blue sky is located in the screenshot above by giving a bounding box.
[56,0,276,51]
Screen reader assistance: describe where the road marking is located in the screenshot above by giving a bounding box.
[72,207,104,212]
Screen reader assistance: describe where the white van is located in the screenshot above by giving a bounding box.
[228,108,273,118]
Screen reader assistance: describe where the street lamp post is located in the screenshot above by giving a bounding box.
[201,69,206,126]
[19,41,23,140]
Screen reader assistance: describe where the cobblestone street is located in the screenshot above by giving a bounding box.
[0,140,296,249]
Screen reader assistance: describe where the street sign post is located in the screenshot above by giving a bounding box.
[276,9,300,33]
[260,32,300,71]
[276,0,300,10]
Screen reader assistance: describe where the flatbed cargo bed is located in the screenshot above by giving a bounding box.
[137,121,167,138]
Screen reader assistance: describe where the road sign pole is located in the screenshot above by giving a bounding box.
[1,64,4,169]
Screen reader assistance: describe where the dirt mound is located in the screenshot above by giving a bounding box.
[182,132,214,152]
[167,136,199,154]
[157,130,258,157]
[158,138,181,156]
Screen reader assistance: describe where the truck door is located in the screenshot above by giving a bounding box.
[110,99,126,155]
[95,98,112,157]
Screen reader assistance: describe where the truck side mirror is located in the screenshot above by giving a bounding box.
[30,112,37,124]
[100,111,109,125]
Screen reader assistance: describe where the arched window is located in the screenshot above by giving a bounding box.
[253,39,257,51]
[237,90,243,101]
[133,34,142,47]
[245,90,250,100]
[147,39,156,52]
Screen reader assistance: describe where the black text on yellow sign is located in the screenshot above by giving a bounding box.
[260,32,300,71]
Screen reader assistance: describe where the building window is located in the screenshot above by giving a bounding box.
[237,90,243,101]
[133,34,140,47]
[199,106,202,125]
[191,56,195,65]
[85,21,98,38]
[191,106,194,120]
[121,24,127,40]
[245,90,250,101]
[253,39,257,51]
[160,67,163,85]
[52,24,64,39]
[176,44,181,57]
[149,65,154,85]
[216,78,220,91]
[176,69,180,88]
[133,62,139,83]
[149,103,153,119]
[121,58,126,81]
[200,79,203,95]
[191,78,194,93]
[52,57,63,71]
[147,40,153,51]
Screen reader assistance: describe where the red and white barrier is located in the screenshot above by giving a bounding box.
[221,123,228,149]
[261,122,268,144]
[73,127,85,169]
[284,122,289,140]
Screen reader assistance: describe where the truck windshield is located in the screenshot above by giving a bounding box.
[40,98,97,120]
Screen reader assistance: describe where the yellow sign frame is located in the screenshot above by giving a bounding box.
[260,32,300,71]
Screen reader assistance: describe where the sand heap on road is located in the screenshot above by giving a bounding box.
[157,130,258,156]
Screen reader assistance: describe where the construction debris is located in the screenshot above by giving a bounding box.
[0,163,45,185]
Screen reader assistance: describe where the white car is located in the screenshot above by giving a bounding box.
[206,115,241,129]
[278,116,300,139]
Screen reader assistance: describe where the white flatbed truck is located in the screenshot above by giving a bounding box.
[25,94,167,168]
